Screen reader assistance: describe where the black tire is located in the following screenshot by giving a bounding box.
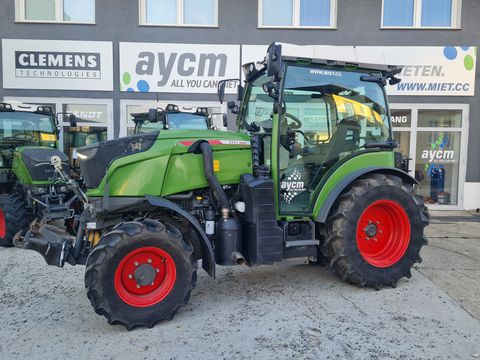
[0,192,29,247]
[321,173,429,289]
[85,218,197,329]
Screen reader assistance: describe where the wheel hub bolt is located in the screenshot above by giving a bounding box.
[134,261,139,266]
[128,274,133,279]
[147,258,152,264]
[136,284,141,289]
[156,268,160,273]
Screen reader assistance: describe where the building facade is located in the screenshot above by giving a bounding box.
[0,0,478,210]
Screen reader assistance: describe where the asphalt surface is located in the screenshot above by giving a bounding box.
[0,212,479,360]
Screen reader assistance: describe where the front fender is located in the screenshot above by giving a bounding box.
[145,194,215,278]
[314,167,418,224]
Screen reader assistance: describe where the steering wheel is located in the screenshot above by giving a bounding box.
[283,112,302,130]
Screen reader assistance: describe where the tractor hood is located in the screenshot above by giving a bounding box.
[13,146,69,182]
[78,130,252,190]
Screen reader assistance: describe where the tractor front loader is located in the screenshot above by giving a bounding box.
[14,43,428,329]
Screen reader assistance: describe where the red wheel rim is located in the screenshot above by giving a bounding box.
[356,200,411,268]
[114,246,176,308]
[0,209,6,238]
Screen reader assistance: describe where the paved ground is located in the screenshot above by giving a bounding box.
[1,212,479,360]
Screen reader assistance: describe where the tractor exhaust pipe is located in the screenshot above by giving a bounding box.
[232,251,246,266]
[189,141,231,212]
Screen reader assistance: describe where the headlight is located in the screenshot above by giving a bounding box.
[76,146,98,161]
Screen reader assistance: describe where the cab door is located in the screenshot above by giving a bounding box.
[277,65,364,216]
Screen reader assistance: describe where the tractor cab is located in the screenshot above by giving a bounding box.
[132,104,212,134]
[220,43,403,217]
[0,102,58,151]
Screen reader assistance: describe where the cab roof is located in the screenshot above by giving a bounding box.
[278,43,402,75]
[0,101,54,114]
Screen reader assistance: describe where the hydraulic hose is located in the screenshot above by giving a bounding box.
[198,142,231,211]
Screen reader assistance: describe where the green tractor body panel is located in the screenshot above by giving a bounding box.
[85,130,252,198]
[311,151,395,218]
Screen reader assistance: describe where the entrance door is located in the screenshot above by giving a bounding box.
[391,104,468,210]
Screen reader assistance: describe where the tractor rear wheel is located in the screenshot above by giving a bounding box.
[85,218,197,329]
[321,173,429,289]
[0,192,28,247]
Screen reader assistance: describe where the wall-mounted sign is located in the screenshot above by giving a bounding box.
[119,42,240,94]
[242,44,477,96]
[63,104,108,124]
[2,39,113,91]
[390,109,412,127]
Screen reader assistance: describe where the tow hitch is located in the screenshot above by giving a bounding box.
[14,219,75,267]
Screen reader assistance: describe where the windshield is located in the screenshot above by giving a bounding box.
[239,74,275,132]
[167,113,208,130]
[137,112,208,133]
[0,111,56,148]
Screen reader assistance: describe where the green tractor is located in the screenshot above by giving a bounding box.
[15,43,428,329]
[131,104,227,134]
[0,102,78,247]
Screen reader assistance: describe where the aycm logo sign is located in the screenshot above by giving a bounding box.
[119,43,240,94]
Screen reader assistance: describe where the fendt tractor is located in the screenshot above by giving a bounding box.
[132,104,227,134]
[14,43,428,329]
[0,102,77,247]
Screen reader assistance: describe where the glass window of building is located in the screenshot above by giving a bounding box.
[260,0,337,28]
[391,105,467,209]
[142,0,217,26]
[19,0,95,23]
[62,104,108,166]
[382,0,461,28]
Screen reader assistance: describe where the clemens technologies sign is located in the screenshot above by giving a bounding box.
[2,39,113,91]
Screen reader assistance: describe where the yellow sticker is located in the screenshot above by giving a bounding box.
[40,133,56,141]
[213,160,220,172]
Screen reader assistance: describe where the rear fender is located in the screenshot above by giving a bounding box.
[145,194,215,278]
[315,167,418,224]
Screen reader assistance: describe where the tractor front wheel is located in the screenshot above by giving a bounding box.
[321,173,429,289]
[85,219,197,329]
[0,192,28,247]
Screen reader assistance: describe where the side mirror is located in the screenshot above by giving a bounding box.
[222,114,228,128]
[56,125,62,133]
[237,85,244,101]
[148,108,158,122]
[217,79,240,104]
[267,42,282,78]
[68,114,77,127]
[217,81,226,104]
[227,101,239,115]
